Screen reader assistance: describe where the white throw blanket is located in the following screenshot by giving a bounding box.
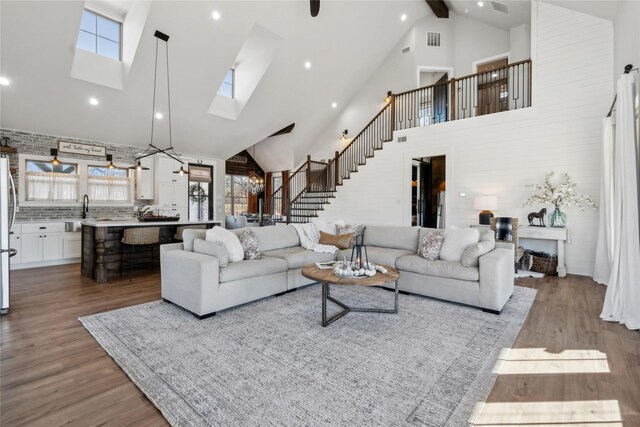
[291,223,338,253]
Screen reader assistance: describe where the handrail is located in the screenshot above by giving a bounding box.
[338,103,392,157]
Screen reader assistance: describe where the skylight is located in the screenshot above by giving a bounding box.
[77,9,121,61]
[218,69,234,99]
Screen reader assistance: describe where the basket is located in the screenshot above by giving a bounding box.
[521,250,558,275]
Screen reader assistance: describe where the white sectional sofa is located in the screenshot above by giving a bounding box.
[161,224,514,319]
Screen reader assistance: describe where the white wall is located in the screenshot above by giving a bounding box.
[306,12,520,163]
[510,24,532,62]
[316,1,613,277]
[613,1,640,77]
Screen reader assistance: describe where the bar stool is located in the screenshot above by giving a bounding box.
[173,224,206,242]
[120,227,160,280]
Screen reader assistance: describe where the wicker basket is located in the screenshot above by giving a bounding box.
[521,250,558,275]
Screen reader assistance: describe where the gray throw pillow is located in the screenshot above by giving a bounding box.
[336,224,366,248]
[418,230,445,261]
[461,240,496,267]
[193,238,229,267]
[238,230,261,260]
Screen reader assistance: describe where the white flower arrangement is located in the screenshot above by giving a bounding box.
[523,172,598,209]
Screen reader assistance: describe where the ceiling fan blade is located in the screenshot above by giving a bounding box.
[310,0,320,17]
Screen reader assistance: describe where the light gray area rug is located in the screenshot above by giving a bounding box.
[80,285,536,427]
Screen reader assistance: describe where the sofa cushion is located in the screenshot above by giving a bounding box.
[218,257,288,283]
[363,225,420,252]
[397,255,479,281]
[206,227,244,263]
[461,240,495,267]
[312,219,346,235]
[337,246,413,268]
[439,228,480,262]
[193,238,229,267]
[319,231,353,250]
[182,229,208,252]
[262,246,335,269]
[238,230,261,260]
[418,230,445,261]
[336,224,365,248]
[250,225,300,251]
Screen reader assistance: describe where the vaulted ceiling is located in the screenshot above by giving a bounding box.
[0,0,430,170]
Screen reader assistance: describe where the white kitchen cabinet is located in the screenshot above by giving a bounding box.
[10,233,21,264]
[154,156,189,221]
[62,233,82,259]
[135,157,154,200]
[42,233,62,261]
[20,233,42,263]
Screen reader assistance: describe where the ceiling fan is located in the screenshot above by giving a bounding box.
[310,0,320,17]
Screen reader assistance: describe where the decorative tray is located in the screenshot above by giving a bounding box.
[138,216,180,222]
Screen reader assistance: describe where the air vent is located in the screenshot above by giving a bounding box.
[491,1,509,14]
[401,46,411,55]
[426,32,441,47]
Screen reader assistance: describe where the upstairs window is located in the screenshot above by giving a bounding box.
[218,69,235,99]
[77,9,121,61]
[87,166,131,201]
[25,160,79,201]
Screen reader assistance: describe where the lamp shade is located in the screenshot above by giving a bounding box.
[473,195,498,210]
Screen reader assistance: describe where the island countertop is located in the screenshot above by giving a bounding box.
[82,219,221,227]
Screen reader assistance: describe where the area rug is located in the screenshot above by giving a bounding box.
[80,285,536,426]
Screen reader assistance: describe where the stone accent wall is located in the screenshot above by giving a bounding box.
[0,128,147,220]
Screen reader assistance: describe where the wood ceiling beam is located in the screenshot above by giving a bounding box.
[426,0,449,18]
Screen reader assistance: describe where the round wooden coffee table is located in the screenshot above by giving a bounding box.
[301,264,401,327]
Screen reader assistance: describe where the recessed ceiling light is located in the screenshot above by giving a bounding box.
[212,10,221,20]
[155,112,163,119]
[464,8,470,14]
[400,14,407,21]
[477,1,484,6]
[304,61,312,69]
[0,77,10,86]
[89,97,99,106]
[331,102,337,108]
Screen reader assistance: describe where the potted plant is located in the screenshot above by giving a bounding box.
[523,172,597,227]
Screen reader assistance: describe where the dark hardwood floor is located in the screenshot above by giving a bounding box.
[1,264,639,426]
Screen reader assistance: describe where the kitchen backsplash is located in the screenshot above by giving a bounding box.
[1,128,147,220]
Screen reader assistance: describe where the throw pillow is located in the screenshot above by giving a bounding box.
[182,229,207,251]
[193,239,229,267]
[238,230,261,260]
[312,219,346,235]
[319,231,353,250]
[205,227,244,263]
[336,224,365,248]
[479,229,495,243]
[439,228,480,262]
[418,230,445,261]
[461,240,496,267]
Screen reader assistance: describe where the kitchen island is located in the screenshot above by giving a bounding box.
[81,219,220,282]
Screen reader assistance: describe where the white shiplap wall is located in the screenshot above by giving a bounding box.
[316,2,613,276]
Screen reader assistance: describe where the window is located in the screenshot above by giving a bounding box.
[272,176,282,216]
[87,166,131,201]
[25,160,79,201]
[224,175,248,215]
[218,69,234,99]
[77,9,121,61]
[189,164,213,221]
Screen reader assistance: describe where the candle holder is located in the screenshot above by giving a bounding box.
[350,234,368,270]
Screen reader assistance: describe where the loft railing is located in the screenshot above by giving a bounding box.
[265,59,532,223]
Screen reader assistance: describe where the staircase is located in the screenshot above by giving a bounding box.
[266,59,532,223]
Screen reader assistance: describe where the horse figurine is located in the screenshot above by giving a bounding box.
[527,208,547,227]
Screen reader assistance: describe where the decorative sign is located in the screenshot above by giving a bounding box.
[228,155,247,164]
[58,141,106,157]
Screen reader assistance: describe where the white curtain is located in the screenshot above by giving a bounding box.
[88,176,130,201]
[26,171,78,201]
[593,118,614,283]
[598,73,640,330]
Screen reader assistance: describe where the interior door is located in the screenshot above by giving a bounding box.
[476,58,508,116]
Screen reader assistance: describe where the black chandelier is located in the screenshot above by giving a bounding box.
[135,30,189,175]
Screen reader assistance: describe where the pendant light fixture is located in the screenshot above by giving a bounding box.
[134,30,189,175]
[127,160,150,171]
[50,148,61,166]
[105,154,116,169]
[247,144,264,195]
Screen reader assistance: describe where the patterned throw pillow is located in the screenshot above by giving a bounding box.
[336,224,365,248]
[418,230,445,261]
[238,230,261,260]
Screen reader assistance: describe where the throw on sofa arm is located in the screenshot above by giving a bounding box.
[478,243,515,313]
[161,245,220,318]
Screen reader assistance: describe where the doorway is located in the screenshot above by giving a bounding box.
[476,57,508,116]
[411,156,446,228]
[418,71,450,125]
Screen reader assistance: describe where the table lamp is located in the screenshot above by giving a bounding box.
[473,195,497,225]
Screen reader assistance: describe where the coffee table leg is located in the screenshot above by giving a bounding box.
[322,282,328,327]
[394,279,399,313]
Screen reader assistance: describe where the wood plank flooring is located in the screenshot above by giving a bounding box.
[1,265,639,426]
